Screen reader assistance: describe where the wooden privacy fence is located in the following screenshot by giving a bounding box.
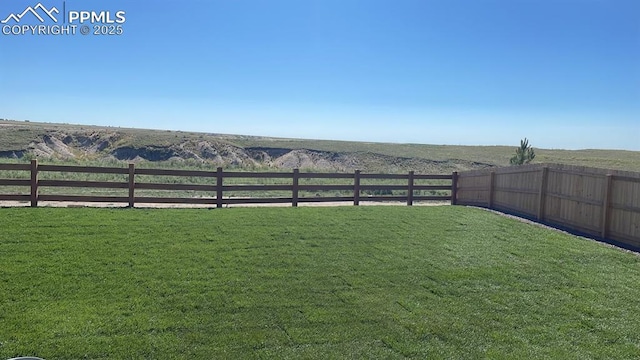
[0,160,455,207]
[456,163,640,249]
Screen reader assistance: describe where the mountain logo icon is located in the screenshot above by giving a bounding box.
[1,2,60,24]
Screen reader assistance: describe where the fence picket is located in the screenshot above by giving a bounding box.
[456,164,640,250]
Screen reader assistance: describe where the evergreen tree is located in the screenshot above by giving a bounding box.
[510,138,535,165]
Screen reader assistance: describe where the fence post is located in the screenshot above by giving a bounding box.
[128,163,135,208]
[216,167,223,208]
[537,167,549,220]
[354,170,361,206]
[30,159,38,207]
[451,172,458,205]
[407,171,414,206]
[292,169,299,207]
[488,171,495,209]
[601,174,613,239]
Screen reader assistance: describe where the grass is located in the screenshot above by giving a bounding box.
[1,206,639,359]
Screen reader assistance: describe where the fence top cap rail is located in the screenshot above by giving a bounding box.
[135,168,217,177]
[359,173,410,179]
[413,174,453,180]
[2,162,453,177]
[38,164,129,174]
[298,172,355,179]
[0,163,31,171]
[222,171,294,178]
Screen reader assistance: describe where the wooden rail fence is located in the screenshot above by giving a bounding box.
[0,160,455,207]
[456,163,640,250]
[3,160,638,249]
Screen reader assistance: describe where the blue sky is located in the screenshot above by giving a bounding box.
[0,0,638,150]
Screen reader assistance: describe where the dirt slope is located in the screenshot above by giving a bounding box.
[0,119,493,173]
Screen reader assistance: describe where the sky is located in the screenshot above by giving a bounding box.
[0,0,638,150]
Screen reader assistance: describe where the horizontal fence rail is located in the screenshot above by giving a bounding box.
[456,163,640,250]
[0,160,455,208]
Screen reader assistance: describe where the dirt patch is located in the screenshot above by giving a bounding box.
[272,149,347,171]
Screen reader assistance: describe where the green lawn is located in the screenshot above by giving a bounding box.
[1,206,639,359]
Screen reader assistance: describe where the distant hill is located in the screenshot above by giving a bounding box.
[1,119,639,173]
